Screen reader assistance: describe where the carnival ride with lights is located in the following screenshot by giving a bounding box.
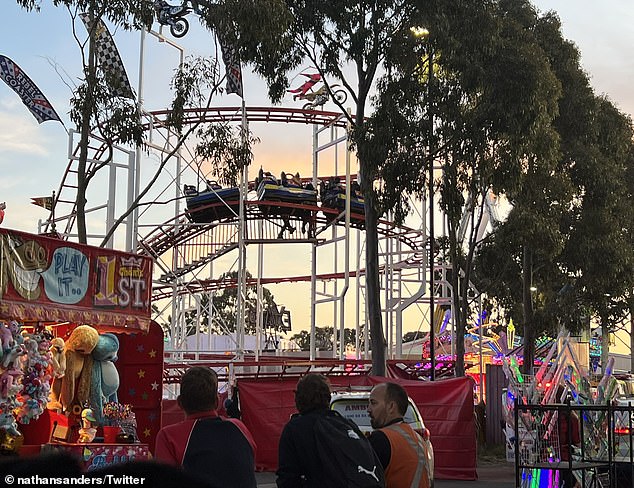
[36,26,496,389]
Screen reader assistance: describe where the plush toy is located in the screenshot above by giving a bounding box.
[0,411,21,437]
[16,333,52,424]
[8,321,23,346]
[49,337,66,378]
[0,367,22,400]
[0,429,23,454]
[0,323,13,352]
[89,333,120,425]
[47,337,66,411]
[59,325,99,413]
[78,407,97,443]
[2,343,25,369]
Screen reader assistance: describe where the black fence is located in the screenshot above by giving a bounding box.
[513,400,634,488]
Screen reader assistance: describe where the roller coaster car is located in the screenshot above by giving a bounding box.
[319,177,365,227]
[184,181,240,223]
[254,169,317,218]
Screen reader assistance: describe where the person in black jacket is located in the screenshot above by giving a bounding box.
[276,373,332,488]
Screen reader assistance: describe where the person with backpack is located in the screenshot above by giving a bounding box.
[368,382,432,488]
[154,366,257,488]
[276,373,385,488]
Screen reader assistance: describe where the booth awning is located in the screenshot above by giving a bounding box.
[0,228,152,331]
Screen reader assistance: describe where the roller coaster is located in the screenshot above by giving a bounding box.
[37,29,455,382]
[41,103,439,361]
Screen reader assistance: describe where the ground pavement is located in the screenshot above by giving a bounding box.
[255,461,517,487]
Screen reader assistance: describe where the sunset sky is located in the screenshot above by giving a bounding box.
[1,1,632,339]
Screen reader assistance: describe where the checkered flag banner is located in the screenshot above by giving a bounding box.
[0,55,62,124]
[80,13,134,99]
[218,34,243,98]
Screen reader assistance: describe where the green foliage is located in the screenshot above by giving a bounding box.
[290,327,357,352]
[474,8,634,372]
[184,271,288,336]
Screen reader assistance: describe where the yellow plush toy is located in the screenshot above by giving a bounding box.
[47,337,66,411]
[59,325,99,414]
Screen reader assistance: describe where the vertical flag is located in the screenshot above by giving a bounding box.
[80,13,134,99]
[0,55,62,124]
[217,34,243,97]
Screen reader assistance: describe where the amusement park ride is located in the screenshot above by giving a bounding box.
[35,6,492,387]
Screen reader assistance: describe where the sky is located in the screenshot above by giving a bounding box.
[1,1,633,340]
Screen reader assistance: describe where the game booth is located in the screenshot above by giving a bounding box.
[0,228,163,470]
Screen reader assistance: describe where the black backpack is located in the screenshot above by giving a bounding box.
[313,410,385,488]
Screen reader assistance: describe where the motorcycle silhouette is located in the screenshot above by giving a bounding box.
[154,0,191,38]
[300,85,347,111]
[287,73,348,111]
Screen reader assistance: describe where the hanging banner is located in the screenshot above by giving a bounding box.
[0,228,152,331]
[0,54,62,124]
[79,13,134,99]
[217,33,243,97]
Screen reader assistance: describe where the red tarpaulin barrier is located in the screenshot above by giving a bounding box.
[368,376,477,480]
[0,228,152,331]
[238,375,476,480]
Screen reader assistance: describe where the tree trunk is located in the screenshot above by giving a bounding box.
[629,297,634,374]
[76,10,98,244]
[450,231,465,377]
[365,190,386,376]
[522,245,536,376]
[601,315,610,374]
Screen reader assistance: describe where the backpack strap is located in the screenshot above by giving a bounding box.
[385,423,428,488]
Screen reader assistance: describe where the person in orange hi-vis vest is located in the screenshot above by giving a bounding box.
[368,383,432,488]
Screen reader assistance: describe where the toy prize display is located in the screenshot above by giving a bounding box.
[0,228,158,463]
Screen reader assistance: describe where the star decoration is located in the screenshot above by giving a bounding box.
[148,413,157,422]
[141,392,149,401]
[137,369,146,379]
[148,349,157,358]
[136,344,145,353]
[151,382,159,391]
[143,428,151,438]
[128,388,136,397]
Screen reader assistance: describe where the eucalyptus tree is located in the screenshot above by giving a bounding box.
[202,0,430,375]
[474,10,595,374]
[16,1,252,248]
[563,97,634,369]
[363,0,562,375]
[476,11,634,374]
[17,1,154,244]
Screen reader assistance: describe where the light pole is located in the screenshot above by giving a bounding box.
[426,33,436,381]
[411,26,436,380]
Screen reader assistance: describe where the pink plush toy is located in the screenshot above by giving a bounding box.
[0,368,21,400]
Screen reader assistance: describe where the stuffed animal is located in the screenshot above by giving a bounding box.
[78,407,97,443]
[8,321,23,346]
[47,337,66,411]
[59,325,99,413]
[0,323,13,352]
[0,429,23,454]
[0,411,21,437]
[89,333,120,425]
[0,367,22,400]
[49,337,66,378]
[2,343,25,369]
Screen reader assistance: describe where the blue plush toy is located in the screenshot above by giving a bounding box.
[89,333,120,425]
